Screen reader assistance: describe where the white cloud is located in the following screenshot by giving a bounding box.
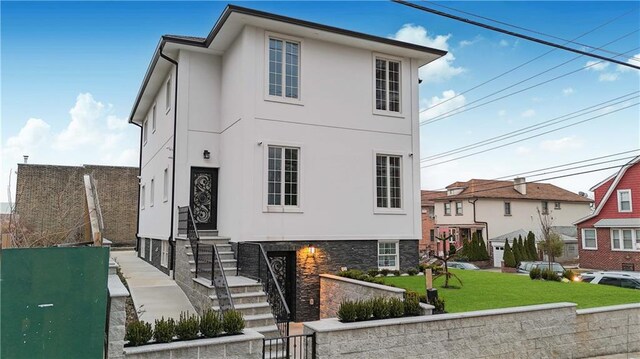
[585,61,609,71]
[562,87,574,96]
[521,109,536,118]
[107,115,129,131]
[458,36,482,48]
[516,146,532,155]
[599,72,619,82]
[498,110,507,117]
[617,53,640,72]
[540,136,584,152]
[420,90,467,122]
[390,24,465,83]
[499,39,509,47]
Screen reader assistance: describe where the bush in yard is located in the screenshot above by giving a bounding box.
[417,263,428,272]
[406,268,418,276]
[512,237,522,265]
[175,311,199,340]
[388,298,405,318]
[222,310,245,334]
[392,270,401,276]
[367,269,380,277]
[478,233,490,261]
[371,297,390,319]
[153,317,176,343]
[527,231,538,260]
[337,300,358,322]
[529,267,541,280]
[125,320,153,346]
[379,269,390,276]
[404,292,422,316]
[541,269,561,282]
[431,297,446,314]
[354,299,373,321]
[502,239,516,268]
[563,269,576,281]
[200,309,223,338]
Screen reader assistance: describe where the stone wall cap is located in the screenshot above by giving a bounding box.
[419,302,435,310]
[304,302,577,333]
[577,303,640,315]
[320,274,406,293]
[108,274,129,298]
[123,329,264,355]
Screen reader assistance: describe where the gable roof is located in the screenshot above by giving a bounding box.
[128,4,447,124]
[575,155,640,225]
[421,190,445,205]
[435,179,591,203]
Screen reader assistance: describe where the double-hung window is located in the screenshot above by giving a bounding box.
[618,189,632,212]
[611,229,639,251]
[378,241,398,269]
[504,202,511,216]
[541,201,549,214]
[582,228,597,249]
[444,202,451,216]
[268,37,300,100]
[375,57,401,113]
[455,201,463,215]
[375,154,402,209]
[267,145,299,207]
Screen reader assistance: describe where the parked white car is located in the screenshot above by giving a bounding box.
[578,271,640,289]
[447,262,480,270]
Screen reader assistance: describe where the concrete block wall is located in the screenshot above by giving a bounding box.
[574,304,640,358]
[319,274,405,319]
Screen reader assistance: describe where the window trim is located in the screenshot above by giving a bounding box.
[610,228,640,252]
[372,53,404,118]
[617,189,632,213]
[377,240,399,270]
[581,228,597,250]
[143,119,148,146]
[163,168,169,202]
[504,201,512,216]
[373,151,405,214]
[262,141,303,213]
[264,32,303,106]
[165,76,172,114]
[151,104,157,133]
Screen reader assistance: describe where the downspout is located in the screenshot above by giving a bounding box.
[468,199,489,253]
[132,122,143,252]
[160,43,179,279]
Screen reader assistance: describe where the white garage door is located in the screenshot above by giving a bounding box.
[493,246,504,267]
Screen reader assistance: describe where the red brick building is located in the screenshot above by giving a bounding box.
[421,190,445,254]
[576,156,640,271]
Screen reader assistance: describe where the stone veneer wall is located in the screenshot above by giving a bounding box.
[173,239,212,315]
[123,330,263,359]
[303,302,640,359]
[319,274,405,319]
[107,271,130,359]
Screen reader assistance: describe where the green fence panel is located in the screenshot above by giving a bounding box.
[1,246,109,359]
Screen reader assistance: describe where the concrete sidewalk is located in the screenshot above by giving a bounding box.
[112,250,195,325]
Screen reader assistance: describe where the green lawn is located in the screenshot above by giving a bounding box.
[382,269,640,313]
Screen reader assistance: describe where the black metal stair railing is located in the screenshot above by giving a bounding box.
[237,242,290,338]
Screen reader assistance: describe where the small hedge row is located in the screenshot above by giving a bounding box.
[125,309,245,347]
[337,293,422,323]
[529,268,561,282]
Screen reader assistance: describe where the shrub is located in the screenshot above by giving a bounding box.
[337,269,367,281]
[563,269,576,281]
[175,311,199,341]
[379,269,390,276]
[431,297,446,314]
[125,320,153,346]
[200,309,223,338]
[527,231,538,260]
[406,268,418,276]
[425,264,443,274]
[153,317,175,343]
[367,269,379,277]
[529,267,541,280]
[388,298,404,318]
[354,300,373,321]
[222,310,245,335]
[371,297,390,319]
[503,240,516,268]
[403,293,422,316]
[512,237,522,265]
[541,269,561,282]
[337,300,357,322]
[392,270,401,277]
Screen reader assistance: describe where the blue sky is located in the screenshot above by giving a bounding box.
[2,1,639,202]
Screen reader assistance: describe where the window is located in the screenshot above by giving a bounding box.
[504,202,511,216]
[582,228,597,249]
[163,168,168,202]
[611,229,639,251]
[554,202,561,210]
[267,146,299,207]
[618,189,632,212]
[541,201,549,214]
[141,184,145,209]
[161,241,169,268]
[151,105,157,133]
[444,202,451,216]
[378,241,398,269]
[455,201,463,215]
[165,77,171,111]
[150,179,155,207]
[376,154,402,209]
[429,229,435,242]
[427,206,434,218]
[268,37,299,99]
[375,57,401,113]
[143,119,148,145]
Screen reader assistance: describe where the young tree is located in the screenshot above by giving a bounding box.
[433,233,463,288]
[503,239,516,268]
[511,237,521,264]
[478,232,489,260]
[527,231,537,260]
[537,209,564,263]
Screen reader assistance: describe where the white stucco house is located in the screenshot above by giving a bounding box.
[432,178,592,267]
[128,5,446,321]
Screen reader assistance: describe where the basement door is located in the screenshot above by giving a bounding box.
[268,251,297,320]
[189,167,218,231]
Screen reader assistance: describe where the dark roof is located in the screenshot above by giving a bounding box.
[436,179,592,203]
[421,190,445,205]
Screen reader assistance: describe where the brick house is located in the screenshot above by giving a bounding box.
[576,156,640,271]
[420,190,444,255]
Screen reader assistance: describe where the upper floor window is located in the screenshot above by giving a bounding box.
[268,37,299,99]
[151,105,157,133]
[376,154,402,209]
[504,202,511,216]
[165,77,172,111]
[582,228,597,250]
[618,189,632,212]
[541,201,549,215]
[150,178,155,207]
[267,145,299,207]
[554,202,561,210]
[455,201,463,215]
[375,57,401,113]
[444,202,451,216]
[140,184,146,210]
[163,168,169,202]
[143,119,148,145]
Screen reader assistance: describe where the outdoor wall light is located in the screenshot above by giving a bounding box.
[308,244,316,257]
[203,150,210,159]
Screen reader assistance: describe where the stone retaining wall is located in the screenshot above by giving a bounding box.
[319,274,405,319]
[107,273,130,359]
[304,302,640,359]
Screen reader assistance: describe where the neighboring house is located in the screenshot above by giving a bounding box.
[576,156,640,271]
[489,226,579,264]
[14,164,138,247]
[420,190,444,254]
[128,5,446,321]
[432,178,592,267]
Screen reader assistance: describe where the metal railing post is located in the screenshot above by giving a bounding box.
[211,245,215,287]
[195,243,199,278]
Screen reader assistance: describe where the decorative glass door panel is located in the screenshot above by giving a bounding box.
[189,167,218,230]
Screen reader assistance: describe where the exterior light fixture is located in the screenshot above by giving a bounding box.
[203,150,210,159]
[308,244,316,256]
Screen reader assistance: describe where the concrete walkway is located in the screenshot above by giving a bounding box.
[112,250,195,325]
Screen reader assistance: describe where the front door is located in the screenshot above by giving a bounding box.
[189,167,218,231]
[267,251,296,320]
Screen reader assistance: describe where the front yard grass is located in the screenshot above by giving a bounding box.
[382,269,640,313]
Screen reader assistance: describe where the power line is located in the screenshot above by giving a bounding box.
[420,101,639,168]
[421,92,639,162]
[393,0,640,70]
